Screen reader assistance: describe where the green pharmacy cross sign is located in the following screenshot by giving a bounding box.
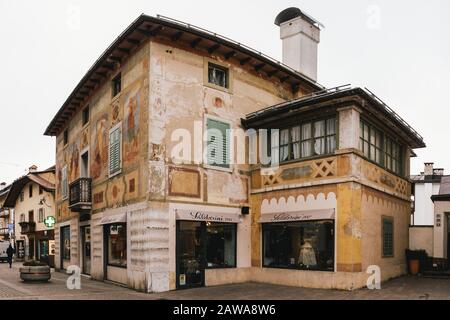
[44,216,56,228]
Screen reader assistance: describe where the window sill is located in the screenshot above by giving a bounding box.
[109,169,122,179]
[107,264,127,269]
[204,82,232,95]
[202,164,233,173]
[262,265,335,272]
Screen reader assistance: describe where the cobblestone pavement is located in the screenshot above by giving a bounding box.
[1,262,450,300]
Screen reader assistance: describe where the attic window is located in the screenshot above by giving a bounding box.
[82,106,90,126]
[63,129,69,146]
[112,73,121,97]
[208,63,228,88]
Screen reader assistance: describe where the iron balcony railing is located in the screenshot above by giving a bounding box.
[19,222,36,234]
[69,178,92,212]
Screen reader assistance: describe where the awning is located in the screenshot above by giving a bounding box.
[99,213,127,225]
[176,209,241,223]
[259,209,335,223]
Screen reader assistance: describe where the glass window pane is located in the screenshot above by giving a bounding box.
[280,146,289,162]
[62,227,70,261]
[314,137,325,155]
[314,120,325,138]
[364,123,369,140]
[301,141,312,158]
[370,145,376,161]
[263,221,334,271]
[301,123,311,140]
[107,223,127,267]
[206,223,236,268]
[291,127,300,142]
[327,118,336,135]
[292,142,300,159]
[280,129,289,145]
[363,141,370,157]
[370,128,376,144]
[326,136,336,153]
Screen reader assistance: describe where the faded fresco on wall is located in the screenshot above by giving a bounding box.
[122,82,141,166]
[91,113,109,180]
[68,142,80,182]
[111,100,122,126]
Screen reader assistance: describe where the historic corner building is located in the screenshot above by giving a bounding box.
[2,166,56,267]
[43,8,425,293]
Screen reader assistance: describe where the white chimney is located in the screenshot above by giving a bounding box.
[275,7,322,81]
[424,163,434,176]
[29,165,38,173]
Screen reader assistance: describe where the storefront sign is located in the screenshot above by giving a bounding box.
[99,213,127,225]
[49,240,55,256]
[176,209,240,223]
[259,209,335,223]
[44,216,56,228]
[16,240,25,259]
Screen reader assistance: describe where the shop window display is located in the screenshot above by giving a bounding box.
[106,223,127,268]
[263,220,334,271]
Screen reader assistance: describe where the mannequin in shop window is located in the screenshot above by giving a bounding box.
[298,238,317,269]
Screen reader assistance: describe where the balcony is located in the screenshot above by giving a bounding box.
[69,178,92,212]
[19,222,36,235]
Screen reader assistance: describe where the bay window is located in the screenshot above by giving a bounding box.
[277,117,337,163]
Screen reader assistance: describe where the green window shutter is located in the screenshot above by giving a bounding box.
[206,118,230,168]
[109,125,122,175]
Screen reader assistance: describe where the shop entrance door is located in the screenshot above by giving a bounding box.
[81,226,91,275]
[176,221,205,289]
[38,240,49,265]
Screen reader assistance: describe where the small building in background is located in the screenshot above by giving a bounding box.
[0,183,14,242]
[410,163,450,269]
[3,165,56,267]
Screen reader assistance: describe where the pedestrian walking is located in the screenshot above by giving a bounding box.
[6,244,14,268]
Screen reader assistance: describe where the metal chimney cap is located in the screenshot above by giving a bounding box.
[274,7,324,28]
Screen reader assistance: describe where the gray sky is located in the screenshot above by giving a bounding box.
[0,0,448,184]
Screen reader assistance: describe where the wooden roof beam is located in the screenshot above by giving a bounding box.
[127,38,140,45]
[240,57,251,66]
[172,31,184,42]
[208,44,221,54]
[117,47,130,54]
[224,50,236,60]
[254,63,265,72]
[191,38,202,48]
[266,70,278,78]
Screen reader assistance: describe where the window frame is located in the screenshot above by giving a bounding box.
[204,115,232,172]
[359,118,405,177]
[61,226,71,262]
[382,216,394,258]
[63,129,69,146]
[205,222,237,269]
[29,184,33,198]
[105,223,127,268]
[82,105,90,127]
[108,122,123,178]
[276,116,337,164]
[203,58,233,93]
[112,73,122,98]
[262,220,335,272]
[38,208,44,223]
